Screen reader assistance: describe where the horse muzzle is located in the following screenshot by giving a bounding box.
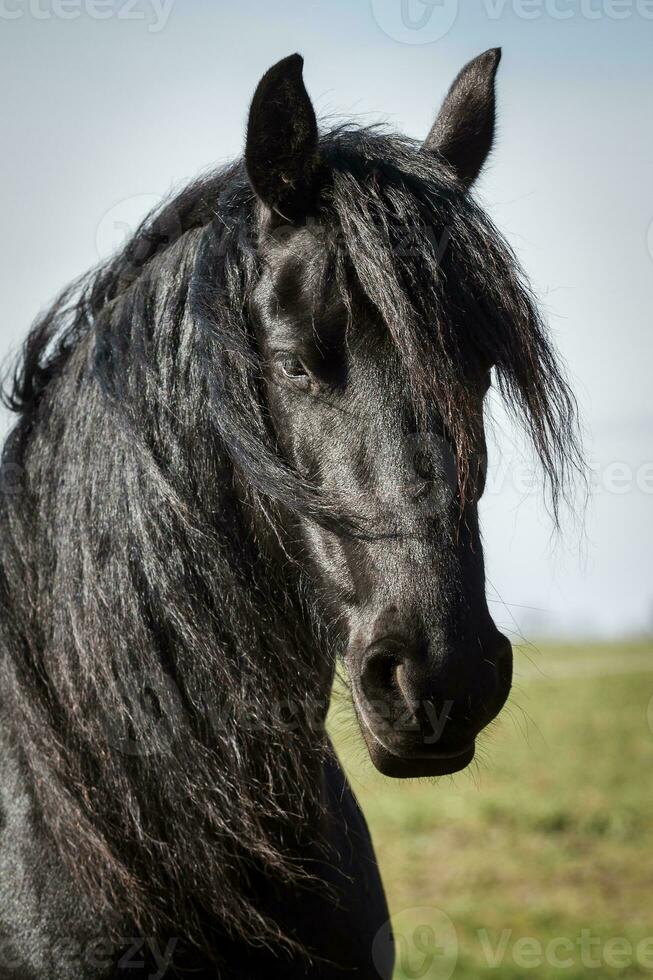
[345,625,513,779]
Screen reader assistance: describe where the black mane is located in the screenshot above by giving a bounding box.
[0,127,581,955]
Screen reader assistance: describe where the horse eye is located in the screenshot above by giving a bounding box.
[278,355,309,384]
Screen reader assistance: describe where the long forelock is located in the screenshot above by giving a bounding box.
[317,127,582,517]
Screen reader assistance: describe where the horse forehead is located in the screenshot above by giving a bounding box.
[261,227,339,315]
[257,228,388,354]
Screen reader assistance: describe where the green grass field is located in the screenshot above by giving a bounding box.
[328,641,653,980]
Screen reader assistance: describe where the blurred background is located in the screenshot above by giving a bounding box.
[1,2,651,977]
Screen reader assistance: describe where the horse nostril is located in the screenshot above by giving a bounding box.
[360,646,402,707]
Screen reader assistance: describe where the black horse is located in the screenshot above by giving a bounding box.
[0,50,580,978]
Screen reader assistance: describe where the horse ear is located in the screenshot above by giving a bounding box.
[423,48,502,189]
[245,54,320,224]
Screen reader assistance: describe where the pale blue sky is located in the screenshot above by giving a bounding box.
[1,0,651,638]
